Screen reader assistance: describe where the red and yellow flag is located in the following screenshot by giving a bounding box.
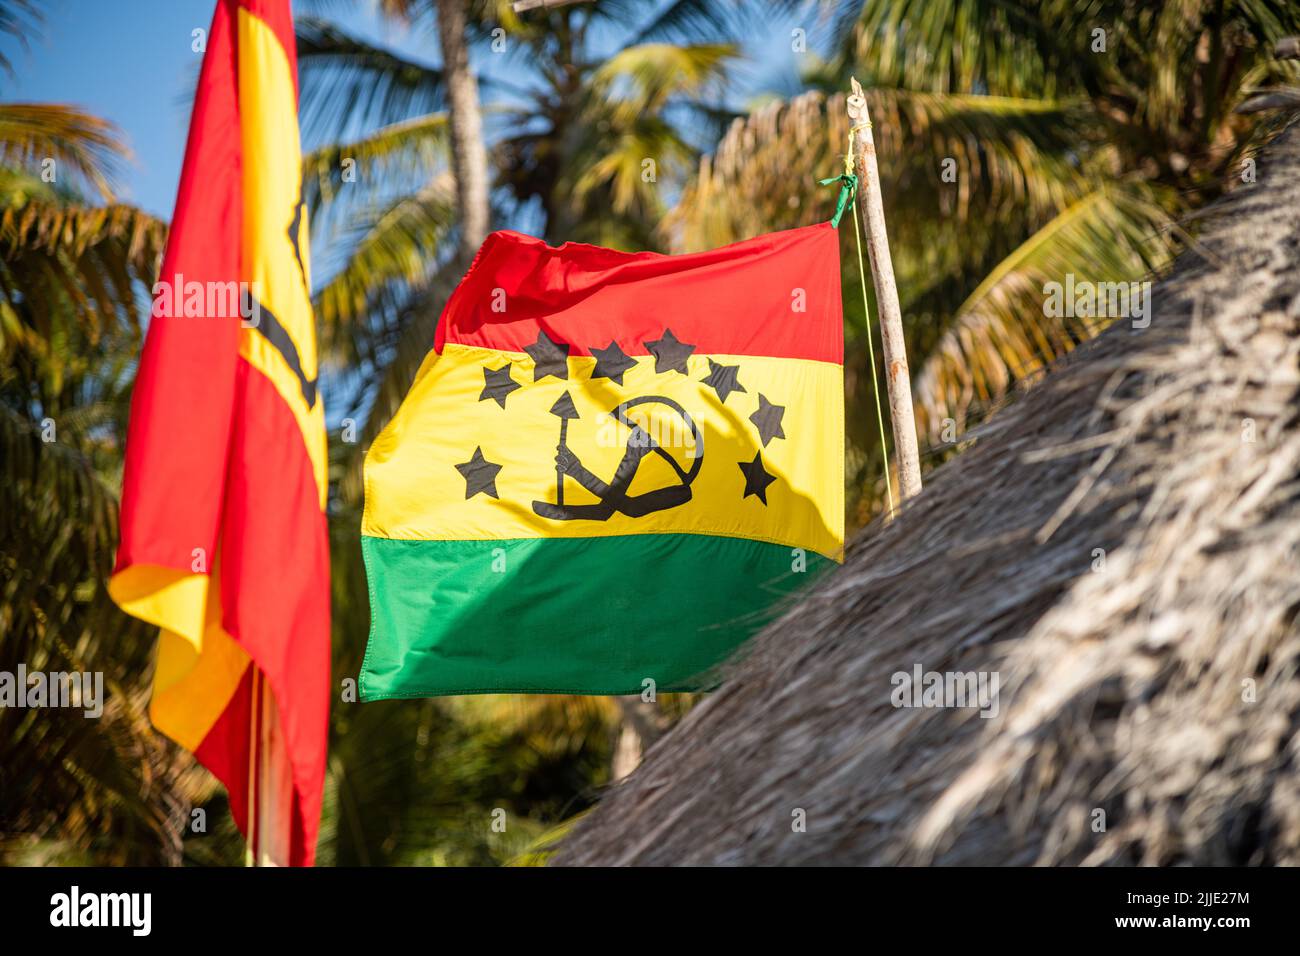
[110,0,328,865]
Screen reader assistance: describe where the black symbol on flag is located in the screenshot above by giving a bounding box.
[738,452,777,505]
[479,363,521,408]
[525,330,570,381]
[533,396,703,522]
[590,340,636,385]
[456,447,503,499]
[249,299,318,409]
[645,328,695,375]
[701,359,746,404]
[288,198,309,292]
[750,394,786,446]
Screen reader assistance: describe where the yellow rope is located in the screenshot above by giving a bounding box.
[846,127,895,515]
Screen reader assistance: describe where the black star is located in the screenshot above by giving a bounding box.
[701,359,746,404]
[455,447,502,500]
[589,340,636,385]
[645,328,696,375]
[524,329,570,381]
[479,363,521,408]
[738,452,777,505]
[749,393,786,446]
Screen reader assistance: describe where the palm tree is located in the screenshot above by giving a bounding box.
[0,0,569,869]
[0,83,193,860]
[435,0,490,259]
[298,0,749,432]
[669,0,1300,514]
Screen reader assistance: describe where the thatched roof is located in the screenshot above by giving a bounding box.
[558,117,1300,866]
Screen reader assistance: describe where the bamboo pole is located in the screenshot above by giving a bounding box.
[511,0,592,12]
[846,77,923,502]
[244,672,258,867]
[246,667,292,866]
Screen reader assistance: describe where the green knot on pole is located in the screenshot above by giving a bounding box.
[820,173,857,229]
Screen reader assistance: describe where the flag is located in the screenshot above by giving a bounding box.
[360,224,844,698]
[109,0,328,865]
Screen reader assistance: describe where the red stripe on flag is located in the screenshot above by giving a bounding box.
[435,223,844,364]
[215,359,330,866]
[115,0,241,577]
[193,666,255,843]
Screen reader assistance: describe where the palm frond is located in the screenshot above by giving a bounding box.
[912,184,1181,441]
[666,88,1093,252]
[0,103,127,200]
[0,0,42,76]
[302,112,451,218]
[504,811,587,866]
[313,176,456,364]
[0,405,191,866]
[0,196,164,263]
[592,42,737,116]
[624,0,736,44]
[0,197,165,354]
[296,16,445,139]
[567,115,695,218]
[838,0,1057,97]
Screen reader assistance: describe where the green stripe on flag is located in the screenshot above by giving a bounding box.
[359,533,832,699]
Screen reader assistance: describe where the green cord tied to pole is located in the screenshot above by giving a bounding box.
[820,172,857,229]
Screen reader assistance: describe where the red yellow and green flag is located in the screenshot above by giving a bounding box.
[360,224,844,698]
[109,0,328,865]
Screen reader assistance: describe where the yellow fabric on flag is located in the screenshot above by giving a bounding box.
[236,7,327,508]
[363,343,844,559]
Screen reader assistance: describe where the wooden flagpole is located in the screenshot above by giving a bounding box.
[246,666,292,866]
[511,0,591,11]
[245,669,260,866]
[846,78,923,502]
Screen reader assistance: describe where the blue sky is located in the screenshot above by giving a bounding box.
[1,0,811,219]
[1,0,403,214]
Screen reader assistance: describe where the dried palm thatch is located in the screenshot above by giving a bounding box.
[557,117,1300,867]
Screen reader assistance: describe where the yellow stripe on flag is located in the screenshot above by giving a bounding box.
[151,625,249,753]
[363,344,844,558]
[109,563,249,752]
[236,7,327,507]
